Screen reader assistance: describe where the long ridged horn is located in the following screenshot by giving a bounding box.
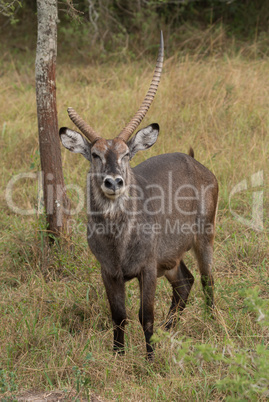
[67,107,100,143]
[118,31,164,142]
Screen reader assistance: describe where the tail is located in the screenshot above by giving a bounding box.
[188,147,194,158]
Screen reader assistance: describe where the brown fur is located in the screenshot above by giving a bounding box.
[60,129,218,361]
[86,145,218,359]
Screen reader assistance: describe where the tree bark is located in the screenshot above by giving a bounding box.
[35,0,70,239]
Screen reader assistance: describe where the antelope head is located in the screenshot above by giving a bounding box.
[60,33,164,200]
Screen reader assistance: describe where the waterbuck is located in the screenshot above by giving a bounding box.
[59,33,218,359]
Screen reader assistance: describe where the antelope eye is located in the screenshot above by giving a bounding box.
[92,152,101,160]
[123,153,130,159]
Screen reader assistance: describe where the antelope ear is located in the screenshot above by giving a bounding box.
[127,123,159,159]
[59,127,92,161]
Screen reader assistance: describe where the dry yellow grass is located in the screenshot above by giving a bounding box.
[0,49,268,400]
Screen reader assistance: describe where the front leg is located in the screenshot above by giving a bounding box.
[101,269,126,354]
[138,266,157,360]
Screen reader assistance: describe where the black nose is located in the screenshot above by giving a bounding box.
[104,177,124,192]
[115,178,124,188]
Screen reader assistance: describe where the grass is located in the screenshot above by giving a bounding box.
[0,44,268,401]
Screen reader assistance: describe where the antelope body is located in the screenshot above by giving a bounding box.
[60,33,218,359]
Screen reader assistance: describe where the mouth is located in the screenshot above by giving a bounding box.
[101,186,125,200]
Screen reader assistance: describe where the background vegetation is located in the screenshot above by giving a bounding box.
[2,0,269,60]
[0,1,268,400]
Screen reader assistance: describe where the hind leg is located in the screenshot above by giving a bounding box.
[164,260,194,330]
[193,235,215,313]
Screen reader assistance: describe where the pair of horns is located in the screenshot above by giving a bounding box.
[67,31,164,143]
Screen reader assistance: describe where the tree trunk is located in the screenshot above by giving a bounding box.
[35,0,70,240]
